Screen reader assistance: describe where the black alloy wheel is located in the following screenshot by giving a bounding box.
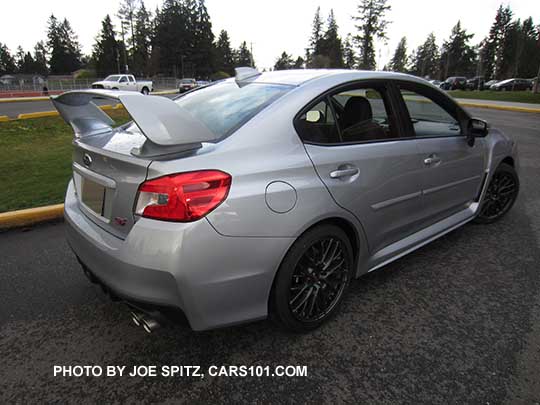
[271,224,353,332]
[475,163,519,224]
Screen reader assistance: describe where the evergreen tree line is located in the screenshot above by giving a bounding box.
[387,5,539,80]
[0,0,253,79]
[1,0,538,81]
[274,2,540,81]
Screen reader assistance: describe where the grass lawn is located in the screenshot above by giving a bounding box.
[448,90,540,104]
[0,109,130,213]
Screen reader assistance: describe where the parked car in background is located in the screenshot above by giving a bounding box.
[484,79,499,89]
[91,75,153,95]
[490,78,532,91]
[179,78,197,93]
[440,77,467,90]
[466,76,485,90]
[54,68,519,333]
[429,79,441,87]
[196,80,211,87]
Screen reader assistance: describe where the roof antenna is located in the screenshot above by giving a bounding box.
[235,67,261,86]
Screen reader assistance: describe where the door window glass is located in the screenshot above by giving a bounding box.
[295,99,340,143]
[399,88,462,137]
[330,87,396,143]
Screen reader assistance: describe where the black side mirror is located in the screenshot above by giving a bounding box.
[467,118,488,146]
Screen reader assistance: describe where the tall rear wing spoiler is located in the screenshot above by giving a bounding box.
[52,90,216,157]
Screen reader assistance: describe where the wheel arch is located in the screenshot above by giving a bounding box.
[501,156,514,167]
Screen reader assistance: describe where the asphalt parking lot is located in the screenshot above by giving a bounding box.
[1,107,539,404]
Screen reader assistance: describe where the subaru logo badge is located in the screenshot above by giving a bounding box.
[83,153,92,167]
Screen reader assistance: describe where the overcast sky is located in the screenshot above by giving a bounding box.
[0,0,537,70]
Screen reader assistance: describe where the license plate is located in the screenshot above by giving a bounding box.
[81,178,106,215]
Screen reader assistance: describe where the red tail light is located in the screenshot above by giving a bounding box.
[135,170,231,222]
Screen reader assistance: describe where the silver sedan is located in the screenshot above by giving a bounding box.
[54,68,519,333]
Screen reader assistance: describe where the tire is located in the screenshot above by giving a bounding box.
[270,224,353,332]
[474,163,519,224]
[141,87,149,95]
[112,87,118,90]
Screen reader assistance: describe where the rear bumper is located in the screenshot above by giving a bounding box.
[64,180,293,330]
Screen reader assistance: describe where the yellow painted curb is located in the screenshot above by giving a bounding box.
[0,96,50,103]
[0,204,64,229]
[152,90,179,95]
[17,111,59,119]
[8,104,125,121]
[458,101,540,114]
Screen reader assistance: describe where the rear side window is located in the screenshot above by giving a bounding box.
[176,81,291,138]
[296,99,340,143]
[296,84,398,144]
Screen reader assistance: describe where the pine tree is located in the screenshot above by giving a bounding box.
[214,30,234,75]
[118,0,139,55]
[353,0,391,70]
[517,17,540,78]
[47,15,82,74]
[410,33,440,78]
[132,1,152,75]
[274,52,294,70]
[389,37,407,72]
[440,21,476,77]
[93,15,120,77]
[481,5,514,80]
[294,56,305,69]
[235,41,253,67]
[320,9,344,68]
[192,0,215,78]
[152,0,188,77]
[493,5,514,79]
[0,43,16,75]
[33,41,48,75]
[343,34,356,69]
[306,7,323,67]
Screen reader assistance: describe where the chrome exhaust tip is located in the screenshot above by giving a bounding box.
[141,317,160,334]
[130,311,143,327]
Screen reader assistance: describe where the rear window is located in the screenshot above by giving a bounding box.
[175,81,291,138]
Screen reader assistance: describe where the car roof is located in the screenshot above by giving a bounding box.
[244,69,420,87]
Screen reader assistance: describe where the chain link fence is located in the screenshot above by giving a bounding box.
[0,76,179,97]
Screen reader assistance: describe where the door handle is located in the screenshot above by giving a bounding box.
[423,154,441,166]
[330,167,359,178]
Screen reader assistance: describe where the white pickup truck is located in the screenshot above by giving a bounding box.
[91,75,153,95]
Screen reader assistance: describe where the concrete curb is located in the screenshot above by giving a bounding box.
[0,204,64,229]
[458,101,540,114]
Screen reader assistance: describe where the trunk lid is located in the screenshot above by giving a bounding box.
[72,124,150,239]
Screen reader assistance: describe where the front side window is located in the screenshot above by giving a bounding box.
[398,86,462,138]
[175,81,291,138]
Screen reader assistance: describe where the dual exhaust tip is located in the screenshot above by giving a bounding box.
[130,311,161,333]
